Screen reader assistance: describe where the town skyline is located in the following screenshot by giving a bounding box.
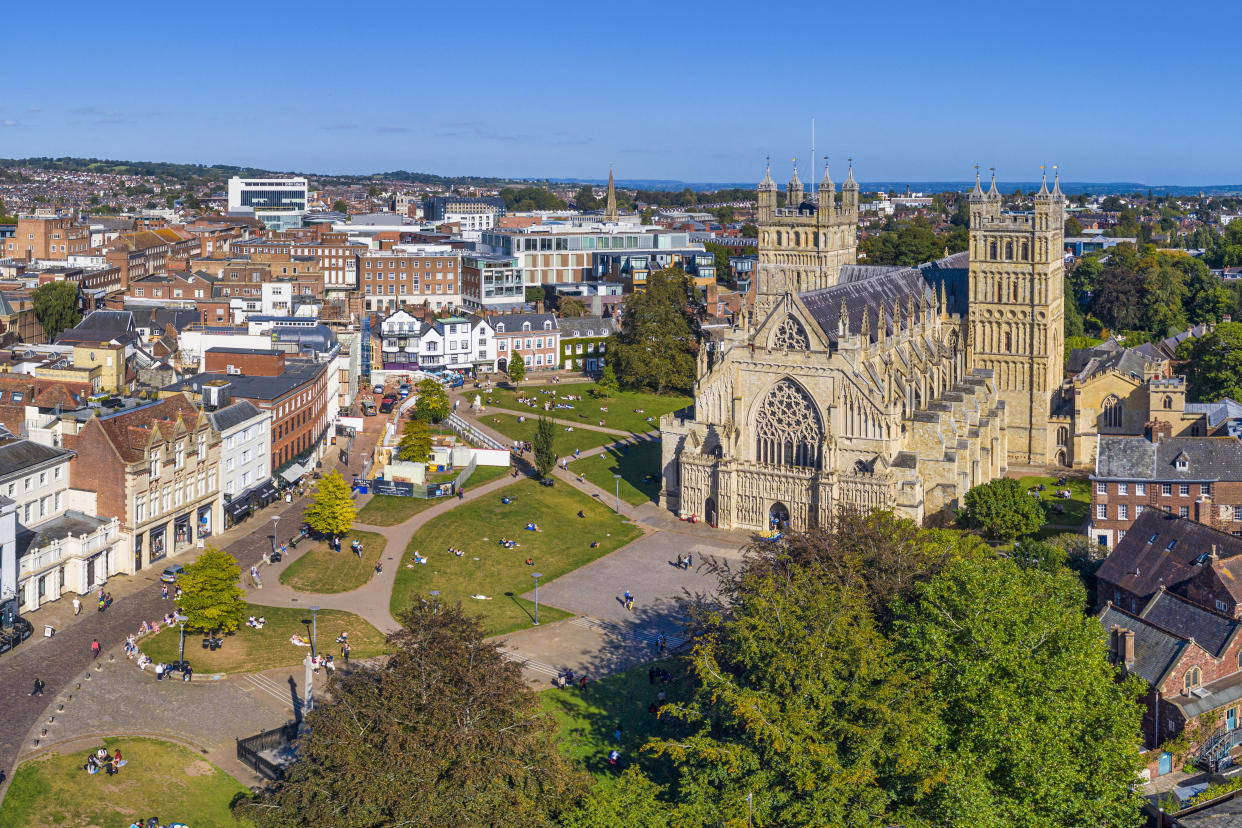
[6,0,1241,184]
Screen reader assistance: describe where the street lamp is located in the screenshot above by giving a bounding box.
[531,573,543,625]
[613,474,622,514]
[429,589,441,614]
[175,613,188,667]
[271,515,280,560]
[309,606,320,660]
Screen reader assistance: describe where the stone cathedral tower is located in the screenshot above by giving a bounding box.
[753,159,859,325]
[967,168,1066,464]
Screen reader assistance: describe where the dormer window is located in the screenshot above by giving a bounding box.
[544,321,553,330]
[522,322,531,331]
[1185,666,1203,692]
[495,323,505,332]
[1175,456,1189,471]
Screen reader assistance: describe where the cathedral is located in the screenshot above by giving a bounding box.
[659,161,1067,531]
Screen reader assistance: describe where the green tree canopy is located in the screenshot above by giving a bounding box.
[958,477,1045,541]
[609,267,699,394]
[573,185,597,211]
[413,378,449,423]
[858,218,967,266]
[397,418,432,462]
[591,364,619,398]
[532,415,555,478]
[507,351,526,385]
[237,600,587,826]
[524,285,544,303]
[1064,215,1083,236]
[303,470,356,543]
[177,548,246,634]
[1179,321,1242,401]
[31,281,82,341]
[330,199,348,213]
[558,296,588,317]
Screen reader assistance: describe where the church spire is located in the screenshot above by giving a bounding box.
[968,165,985,203]
[838,299,849,338]
[759,157,776,190]
[819,157,833,206]
[604,166,618,221]
[1051,165,1064,201]
[1035,165,1051,203]
[987,167,1000,203]
[787,159,803,207]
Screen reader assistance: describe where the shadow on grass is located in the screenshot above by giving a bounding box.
[504,590,536,624]
[584,440,661,504]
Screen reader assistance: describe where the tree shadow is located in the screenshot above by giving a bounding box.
[588,439,661,504]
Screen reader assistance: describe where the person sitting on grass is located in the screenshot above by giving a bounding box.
[577,510,586,518]
[414,551,428,565]
[453,547,464,557]
[526,522,540,532]
[501,496,512,504]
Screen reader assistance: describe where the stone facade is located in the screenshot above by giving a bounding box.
[660,164,1067,532]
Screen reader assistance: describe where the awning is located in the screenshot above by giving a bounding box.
[280,463,306,483]
[225,493,252,519]
[255,481,280,504]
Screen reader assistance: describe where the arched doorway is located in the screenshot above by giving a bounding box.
[769,502,790,531]
[1055,449,1068,467]
[704,497,716,527]
[497,358,508,373]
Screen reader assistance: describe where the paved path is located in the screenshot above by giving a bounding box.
[244,470,523,634]
[475,405,638,438]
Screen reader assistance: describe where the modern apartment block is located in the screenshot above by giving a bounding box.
[423,195,506,232]
[227,177,309,231]
[460,253,523,311]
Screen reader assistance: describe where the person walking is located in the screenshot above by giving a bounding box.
[161,585,168,600]
[72,597,81,616]
[342,642,350,666]
[685,552,693,570]
[613,723,623,742]
[30,677,44,696]
[91,639,101,659]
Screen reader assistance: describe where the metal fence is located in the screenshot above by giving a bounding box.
[445,413,505,450]
[236,721,300,781]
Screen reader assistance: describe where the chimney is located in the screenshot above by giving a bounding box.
[1196,495,1214,525]
[1109,624,1121,660]
[1145,419,1172,443]
[1122,629,1136,665]
[1211,543,1220,562]
[1225,314,1233,324]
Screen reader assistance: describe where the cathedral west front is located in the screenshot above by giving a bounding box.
[659,161,1066,531]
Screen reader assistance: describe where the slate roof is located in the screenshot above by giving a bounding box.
[165,360,327,403]
[88,394,202,463]
[1158,323,1212,358]
[16,510,110,560]
[127,307,200,333]
[490,313,557,334]
[1187,398,1242,429]
[558,316,617,339]
[207,400,264,432]
[1099,603,1190,686]
[0,438,74,478]
[1140,589,1240,657]
[1066,338,1156,382]
[73,310,134,334]
[800,263,937,345]
[1097,509,1242,601]
[1095,435,1242,481]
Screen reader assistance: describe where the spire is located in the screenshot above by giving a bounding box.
[839,299,850,337]
[876,306,885,343]
[604,166,618,221]
[1035,165,1051,203]
[968,164,985,203]
[759,156,776,190]
[819,157,833,203]
[1051,164,1064,200]
[938,279,947,316]
[893,298,902,333]
[907,293,916,329]
[787,159,803,206]
[987,167,1000,202]
[843,157,858,189]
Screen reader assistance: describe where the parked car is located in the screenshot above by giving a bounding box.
[160,564,185,583]
[398,383,411,398]
[361,400,377,416]
[379,399,395,414]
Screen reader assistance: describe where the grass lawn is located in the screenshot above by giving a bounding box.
[0,737,254,828]
[481,384,690,434]
[391,478,642,636]
[1017,475,1091,528]
[142,604,388,674]
[356,463,513,526]
[570,440,661,506]
[540,657,689,782]
[485,413,624,457]
[279,529,387,593]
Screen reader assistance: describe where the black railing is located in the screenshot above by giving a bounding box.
[1194,724,1242,772]
[237,721,300,780]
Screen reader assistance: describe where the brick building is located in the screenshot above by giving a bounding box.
[62,394,221,572]
[3,213,90,260]
[167,348,333,473]
[490,312,559,373]
[360,246,461,312]
[1089,430,1242,548]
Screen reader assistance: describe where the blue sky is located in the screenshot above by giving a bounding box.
[4,0,1239,184]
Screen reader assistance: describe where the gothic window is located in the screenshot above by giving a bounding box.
[1102,394,1123,429]
[793,231,801,247]
[755,379,822,469]
[990,241,998,259]
[772,316,810,351]
[1163,395,1173,410]
[1057,426,1069,446]
[1185,666,1202,692]
[1005,241,1014,260]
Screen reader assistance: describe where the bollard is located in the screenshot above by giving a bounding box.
[84,673,91,680]
[47,716,53,723]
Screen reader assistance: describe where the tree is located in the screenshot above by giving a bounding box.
[330,199,348,213]
[609,267,699,394]
[892,553,1145,826]
[413,378,449,423]
[237,600,587,826]
[524,285,544,303]
[1064,215,1083,236]
[858,218,966,266]
[558,296,588,317]
[958,477,1045,541]
[397,419,432,462]
[177,548,246,634]
[591,364,619,398]
[640,207,654,225]
[507,351,526,385]
[532,416,555,478]
[573,184,597,211]
[739,223,758,238]
[1179,321,1242,401]
[31,281,82,341]
[303,470,356,546]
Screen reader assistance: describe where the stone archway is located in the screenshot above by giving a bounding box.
[769,502,790,531]
[705,497,717,527]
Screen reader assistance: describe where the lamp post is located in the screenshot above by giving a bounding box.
[531,573,543,625]
[271,515,280,560]
[613,473,622,514]
[175,613,188,667]
[309,606,320,660]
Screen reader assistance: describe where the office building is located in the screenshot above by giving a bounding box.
[460,253,523,311]
[227,177,309,231]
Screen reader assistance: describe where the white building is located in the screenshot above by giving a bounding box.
[379,310,476,374]
[227,177,309,231]
[470,316,497,372]
[206,396,271,513]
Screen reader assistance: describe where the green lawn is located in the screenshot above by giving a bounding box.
[279,529,386,593]
[142,604,388,674]
[540,657,689,781]
[484,413,624,458]
[481,384,690,434]
[356,463,513,526]
[1017,475,1090,528]
[1,737,254,828]
[571,440,661,506]
[391,479,642,636]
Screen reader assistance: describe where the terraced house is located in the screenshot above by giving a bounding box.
[558,315,617,373]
